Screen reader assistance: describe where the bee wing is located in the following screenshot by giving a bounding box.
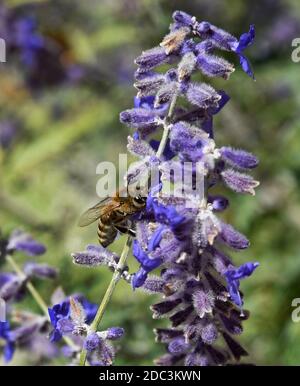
[78,197,120,227]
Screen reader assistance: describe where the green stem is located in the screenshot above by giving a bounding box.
[6,254,77,350]
[79,235,132,366]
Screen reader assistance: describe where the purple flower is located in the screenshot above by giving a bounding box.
[0,322,15,363]
[88,339,115,366]
[13,17,44,68]
[23,262,57,279]
[7,230,46,256]
[230,25,255,79]
[48,295,97,342]
[0,121,16,149]
[225,262,259,306]
[201,90,230,138]
[0,315,46,363]
[133,241,161,271]
[83,328,124,366]
[134,95,155,109]
[148,199,185,230]
[169,121,207,161]
[79,296,98,323]
[132,240,162,289]
[147,225,166,251]
[132,267,149,289]
[0,273,24,302]
[48,299,70,342]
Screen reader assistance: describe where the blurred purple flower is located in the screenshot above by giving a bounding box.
[0,121,16,149]
[0,322,15,363]
[7,230,46,256]
[13,17,44,68]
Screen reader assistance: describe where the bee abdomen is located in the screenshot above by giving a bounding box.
[97,218,117,247]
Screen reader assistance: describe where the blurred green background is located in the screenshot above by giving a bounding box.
[1,0,300,365]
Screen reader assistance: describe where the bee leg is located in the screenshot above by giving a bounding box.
[114,225,128,234]
[114,225,136,237]
[127,228,136,237]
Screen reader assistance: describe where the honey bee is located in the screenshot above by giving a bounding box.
[78,191,146,247]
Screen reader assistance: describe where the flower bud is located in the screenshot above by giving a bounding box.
[127,136,156,158]
[172,11,194,28]
[154,81,178,107]
[135,46,168,72]
[151,298,182,318]
[160,27,190,54]
[168,336,189,354]
[221,169,260,195]
[197,53,235,79]
[106,327,124,340]
[220,147,258,169]
[195,21,237,51]
[201,323,218,344]
[208,195,229,211]
[120,108,157,128]
[222,332,248,360]
[154,328,182,343]
[186,82,221,109]
[178,52,197,81]
[134,73,165,97]
[84,332,101,352]
[141,275,165,294]
[192,290,214,318]
[23,262,57,279]
[170,306,193,327]
[71,245,116,267]
[219,222,250,250]
[0,275,24,301]
[7,230,46,256]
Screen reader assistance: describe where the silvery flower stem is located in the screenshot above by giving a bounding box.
[6,254,77,350]
[79,235,132,366]
[156,93,178,158]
